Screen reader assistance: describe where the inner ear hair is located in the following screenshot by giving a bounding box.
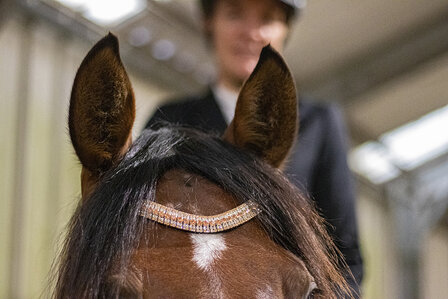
[225,45,298,168]
[69,33,135,175]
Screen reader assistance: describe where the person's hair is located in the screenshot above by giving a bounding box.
[200,0,297,25]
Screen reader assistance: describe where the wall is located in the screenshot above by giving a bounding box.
[357,187,448,299]
[0,15,170,298]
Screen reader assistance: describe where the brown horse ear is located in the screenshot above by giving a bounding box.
[223,45,298,168]
[69,33,135,177]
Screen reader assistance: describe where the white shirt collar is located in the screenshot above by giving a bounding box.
[212,83,238,124]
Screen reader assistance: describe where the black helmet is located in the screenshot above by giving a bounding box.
[199,0,306,24]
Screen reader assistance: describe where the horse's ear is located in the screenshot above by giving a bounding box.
[223,45,297,168]
[69,33,135,177]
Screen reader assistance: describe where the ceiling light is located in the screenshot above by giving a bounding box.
[151,39,176,61]
[349,142,401,184]
[380,104,448,170]
[54,0,146,26]
[350,104,448,184]
[128,26,152,47]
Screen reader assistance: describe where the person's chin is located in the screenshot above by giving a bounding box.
[226,59,258,81]
[240,62,257,76]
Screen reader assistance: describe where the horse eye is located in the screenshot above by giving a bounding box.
[306,282,318,299]
[307,290,316,299]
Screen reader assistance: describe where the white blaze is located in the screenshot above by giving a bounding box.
[190,233,227,271]
[256,285,274,299]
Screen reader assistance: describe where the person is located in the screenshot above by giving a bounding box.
[145,0,363,296]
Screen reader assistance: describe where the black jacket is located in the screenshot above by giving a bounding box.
[145,90,363,295]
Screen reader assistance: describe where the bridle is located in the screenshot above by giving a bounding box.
[140,200,260,233]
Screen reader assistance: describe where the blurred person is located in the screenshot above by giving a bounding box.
[145,0,363,296]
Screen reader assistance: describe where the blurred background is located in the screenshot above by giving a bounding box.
[1,0,447,298]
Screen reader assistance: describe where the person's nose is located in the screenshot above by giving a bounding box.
[243,17,270,44]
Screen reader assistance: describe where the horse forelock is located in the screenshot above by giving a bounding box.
[54,125,351,298]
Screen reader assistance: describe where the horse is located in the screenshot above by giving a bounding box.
[54,33,352,298]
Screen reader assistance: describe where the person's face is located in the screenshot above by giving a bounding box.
[207,0,289,88]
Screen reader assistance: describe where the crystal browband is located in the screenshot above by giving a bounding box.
[140,200,260,233]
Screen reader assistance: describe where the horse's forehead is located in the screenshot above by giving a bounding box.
[129,169,317,297]
[156,169,237,214]
[158,169,221,192]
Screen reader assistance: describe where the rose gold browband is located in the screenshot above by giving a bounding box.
[140,200,260,233]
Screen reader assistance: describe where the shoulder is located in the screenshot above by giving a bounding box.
[299,97,343,127]
[299,98,349,153]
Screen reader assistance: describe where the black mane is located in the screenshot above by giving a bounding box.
[54,124,349,298]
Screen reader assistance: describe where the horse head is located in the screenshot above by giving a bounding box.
[57,33,351,298]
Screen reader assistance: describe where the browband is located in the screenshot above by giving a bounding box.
[140,200,260,233]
